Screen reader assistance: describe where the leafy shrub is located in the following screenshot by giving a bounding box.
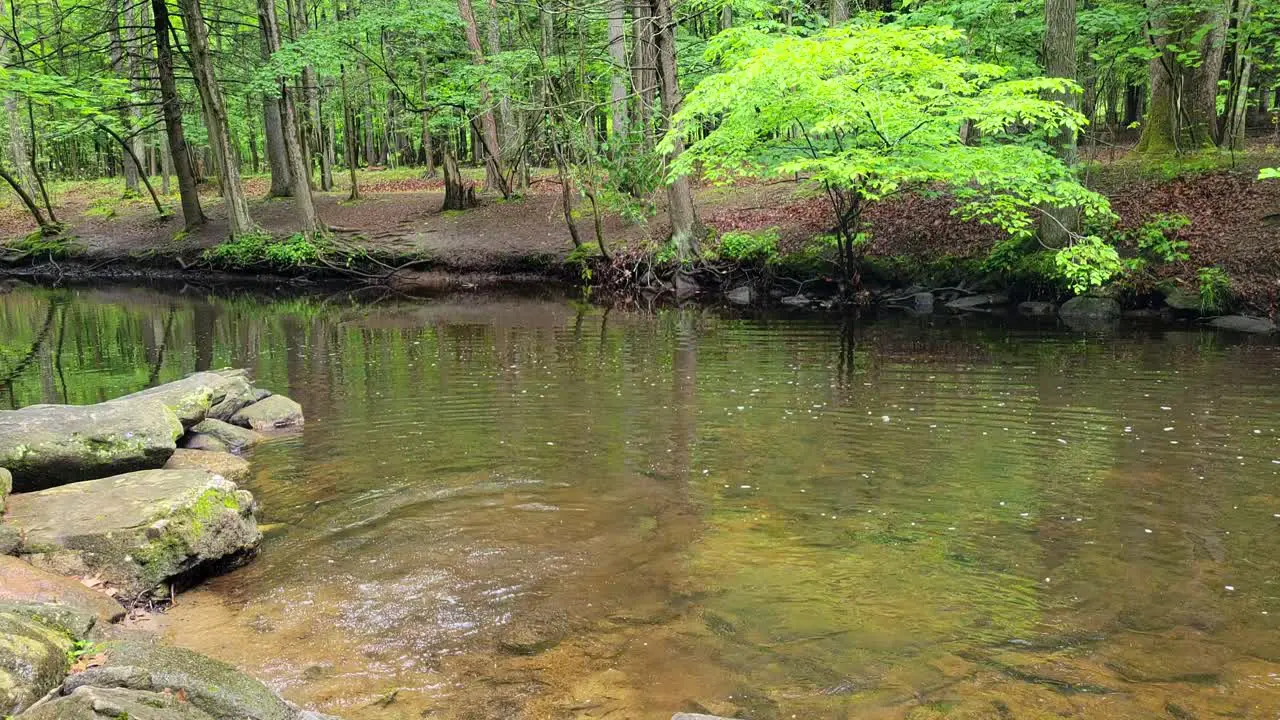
[3,232,80,259]
[203,231,328,269]
[1053,236,1124,294]
[1122,213,1191,264]
[1196,266,1231,312]
[714,228,780,262]
[1259,168,1278,180]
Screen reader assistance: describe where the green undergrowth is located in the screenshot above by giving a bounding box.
[1,231,82,260]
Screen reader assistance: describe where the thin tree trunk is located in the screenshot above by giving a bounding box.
[0,161,51,232]
[153,0,205,229]
[0,0,34,197]
[607,0,629,144]
[631,0,657,147]
[457,0,509,195]
[108,0,141,195]
[257,0,319,234]
[340,67,360,201]
[178,0,255,235]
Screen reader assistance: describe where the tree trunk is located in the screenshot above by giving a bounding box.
[340,67,360,201]
[0,0,35,197]
[1040,0,1079,245]
[0,161,51,232]
[457,0,509,195]
[651,0,702,259]
[442,147,474,210]
[257,0,319,234]
[259,13,293,198]
[1137,0,1228,153]
[1218,0,1254,151]
[178,0,255,235]
[125,0,145,194]
[631,0,657,147]
[152,0,206,229]
[108,0,141,195]
[830,0,848,24]
[608,0,629,144]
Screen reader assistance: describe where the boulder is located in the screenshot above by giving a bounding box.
[230,395,304,432]
[725,285,753,306]
[1017,301,1057,316]
[4,470,260,598]
[1162,285,1201,311]
[1209,315,1276,334]
[16,685,218,720]
[945,292,1009,311]
[0,401,183,492]
[0,526,19,556]
[0,467,10,512]
[111,371,250,428]
[187,419,265,452]
[912,292,935,312]
[63,639,336,720]
[163,450,250,484]
[0,556,124,624]
[0,608,73,716]
[206,376,264,424]
[1059,296,1121,321]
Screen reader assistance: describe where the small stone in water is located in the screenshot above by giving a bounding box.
[1144,528,1153,534]
[1225,585,1236,591]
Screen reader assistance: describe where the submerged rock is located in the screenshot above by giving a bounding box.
[1017,301,1057,316]
[0,556,124,624]
[912,292,935,312]
[0,608,73,716]
[780,294,811,308]
[186,419,265,452]
[163,449,250,484]
[725,285,753,306]
[1208,315,1276,334]
[1162,285,1202,311]
[945,292,1009,311]
[4,470,260,597]
[231,396,304,432]
[1059,296,1121,321]
[0,401,183,492]
[16,685,218,720]
[62,639,336,720]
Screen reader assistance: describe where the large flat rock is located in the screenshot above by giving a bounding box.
[4,470,261,598]
[63,639,337,720]
[0,401,183,492]
[111,371,251,428]
[16,685,218,720]
[0,556,124,624]
[163,449,250,483]
[186,419,265,452]
[230,395,304,432]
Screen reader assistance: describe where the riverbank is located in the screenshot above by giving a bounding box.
[0,371,337,719]
[2,151,1278,315]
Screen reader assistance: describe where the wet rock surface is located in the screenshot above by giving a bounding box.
[186,419,266,452]
[0,608,74,715]
[163,449,251,484]
[1208,314,1276,334]
[17,685,219,720]
[5,470,260,597]
[230,395,305,432]
[112,371,249,428]
[0,556,124,624]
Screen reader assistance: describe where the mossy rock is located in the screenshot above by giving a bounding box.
[16,685,218,719]
[185,419,265,452]
[63,639,338,720]
[230,395,304,432]
[4,470,261,598]
[0,556,124,624]
[0,467,11,512]
[112,371,252,428]
[0,609,73,716]
[0,401,183,492]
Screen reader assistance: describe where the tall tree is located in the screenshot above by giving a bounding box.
[607,0,629,143]
[457,0,509,195]
[1041,0,1080,245]
[652,0,703,260]
[178,0,255,235]
[257,0,320,233]
[1136,0,1229,153]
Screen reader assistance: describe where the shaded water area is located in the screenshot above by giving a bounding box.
[4,283,1280,719]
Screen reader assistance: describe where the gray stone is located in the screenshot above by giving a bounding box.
[187,420,265,452]
[0,556,124,625]
[1162,285,1202,311]
[63,639,333,720]
[945,292,1009,311]
[5,470,260,598]
[181,434,230,453]
[1209,315,1276,334]
[230,395,304,432]
[780,294,811,307]
[163,450,250,484]
[1059,295,1122,321]
[0,608,72,716]
[0,526,19,556]
[1017,301,1057,316]
[0,467,10,512]
[725,285,753,305]
[111,372,249,428]
[16,685,218,720]
[912,292,935,312]
[206,376,263,423]
[0,401,183,492]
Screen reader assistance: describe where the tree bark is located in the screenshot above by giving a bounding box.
[0,160,51,232]
[1218,0,1254,151]
[1041,0,1079,245]
[457,0,509,196]
[830,0,849,24]
[0,0,35,197]
[1137,0,1228,153]
[651,0,702,259]
[257,0,319,234]
[631,0,657,147]
[607,0,629,144]
[108,0,141,195]
[178,0,255,235]
[340,67,360,201]
[152,0,206,229]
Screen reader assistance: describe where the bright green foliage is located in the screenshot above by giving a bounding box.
[1126,212,1191,264]
[202,232,329,269]
[667,23,1115,283]
[1261,168,1280,180]
[714,228,781,262]
[1053,235,1124,293]
[1196,266,1231,312]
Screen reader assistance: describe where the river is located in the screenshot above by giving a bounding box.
[3,283,1280,719]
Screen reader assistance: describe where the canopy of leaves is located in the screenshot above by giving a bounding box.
[666,23,1113,242]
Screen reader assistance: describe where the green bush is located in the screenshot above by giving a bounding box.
[714,228,780,263]
[203,232,328,269]
[1196,266,1231,312]
[1123,213,1191,264]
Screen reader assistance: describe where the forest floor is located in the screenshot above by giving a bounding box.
[2,139,1279,308]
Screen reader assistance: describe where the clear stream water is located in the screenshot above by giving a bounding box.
[3,284,1280,719]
